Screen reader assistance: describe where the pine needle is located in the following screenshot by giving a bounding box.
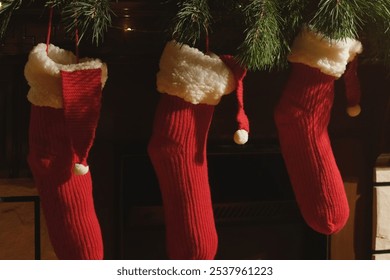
[46,0,112,45]
[169,0,211,47]
[236,0,287,71]
[0,0,24,38]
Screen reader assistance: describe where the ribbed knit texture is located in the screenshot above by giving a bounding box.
[274,63,349,235]
[27,76,104,259]
[61,69,102,167]
[148,94,218,259]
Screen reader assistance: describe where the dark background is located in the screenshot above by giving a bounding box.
[1,0,389,259]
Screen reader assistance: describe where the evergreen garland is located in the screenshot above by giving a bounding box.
[46,0,112,45]
[235,0,287,70]
[0,0,112,45]
[169,0,390,71]
[169,0,211,47]
[0,0,389,70]
[0,0,24,38]
[309,0,368,40]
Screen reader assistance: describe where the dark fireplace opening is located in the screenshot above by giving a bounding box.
[117,142,328,260]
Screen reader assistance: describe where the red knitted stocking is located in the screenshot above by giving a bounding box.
[148,94,218,259]
[27,69,104,259]
[274,63,349,235]
[28,106,103,259]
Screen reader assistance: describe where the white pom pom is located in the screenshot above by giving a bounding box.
[74,163,89,175]
[234,129,248,145]
[347,104,361,117]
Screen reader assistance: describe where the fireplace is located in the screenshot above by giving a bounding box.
[117,140,328,260]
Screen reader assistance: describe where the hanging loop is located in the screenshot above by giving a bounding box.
[45,5,79,63]
[45,6,54,53]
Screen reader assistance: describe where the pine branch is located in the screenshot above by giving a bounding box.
[281,0,312,44]
[309,0,370,39]
[1,0,389,69]
[45,0,67,8]
[236,0,287,71]
[368,0,390,66]
[169,0,211,47]
[46,0,112,45]
[309,0,390,66]
[0,0,25,38]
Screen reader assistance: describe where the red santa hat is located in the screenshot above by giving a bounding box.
[219,55,249,144]
[24,43,108,175]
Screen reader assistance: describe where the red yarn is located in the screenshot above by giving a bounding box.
[274,63,349,235]
[148,94,218,259]
[61,68,103,170]
[28,105,103,259]
[219,55,249,139]
[27,68,104,259]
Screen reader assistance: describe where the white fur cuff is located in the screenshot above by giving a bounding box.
[156,41,236,105]
[24,43,108,108]
[288,27,363,78]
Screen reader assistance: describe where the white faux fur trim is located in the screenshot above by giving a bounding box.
[288,27,363,77]
[156,41,236,105]
[24,43,108,108]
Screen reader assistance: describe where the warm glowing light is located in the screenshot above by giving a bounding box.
[125,27,133,32]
